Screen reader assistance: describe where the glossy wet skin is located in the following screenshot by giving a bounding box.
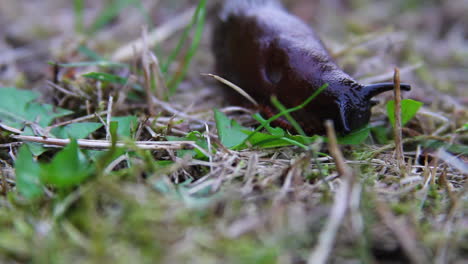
[213,1,410,135]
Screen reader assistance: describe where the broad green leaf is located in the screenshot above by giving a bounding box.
[338,126,370,145]
[0,87,72,129]
[52,122,103,139]
[386,99,423,127]
[82,72,128,84]
[25,142,47,157]
[15,145,43,199]
[214,109,249,148]
[110,116,138,138]
[24,103,72,127]
[40,139,93,188]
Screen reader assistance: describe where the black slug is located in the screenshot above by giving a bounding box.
[212,0,411,135]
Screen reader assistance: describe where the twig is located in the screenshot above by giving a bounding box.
[47,111,108,129]
[11,135,196,150]
[393,68,406,174]
[149,52,168,100]
[204,123,213,173]
[106,95,113,141]
[325,120,353,178]
[0,123,22,134]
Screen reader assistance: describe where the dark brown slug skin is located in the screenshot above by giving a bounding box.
[212,0,411,135]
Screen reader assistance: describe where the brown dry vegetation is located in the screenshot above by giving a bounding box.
[0,0,467,263]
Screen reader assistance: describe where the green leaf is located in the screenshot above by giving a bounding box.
[252,113,285,136]
[240,84,328,147]
[337,126,370,145]
[110,116,138,138]
[386,99,423,127]
[51,122,103,139]
[0,87,73,129]
[25,142,47,157]
[15,145,43,199]
[82,72,128,84]
[239,130,319,149]
[214,109,249,149]
[40,139,93,188]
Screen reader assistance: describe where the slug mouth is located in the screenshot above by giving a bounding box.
[361,82,411,100]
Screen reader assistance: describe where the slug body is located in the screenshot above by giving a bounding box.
[212,0,411,134]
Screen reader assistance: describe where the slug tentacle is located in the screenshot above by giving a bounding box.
[362,82,412,100]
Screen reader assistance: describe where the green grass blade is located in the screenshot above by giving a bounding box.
[73,0,85,33]
[240,84,328,146]
[88,0,136,35]
[167,0,207,95]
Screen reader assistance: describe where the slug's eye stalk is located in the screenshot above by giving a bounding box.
[361,82,411,100]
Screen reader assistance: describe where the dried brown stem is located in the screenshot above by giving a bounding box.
[393,68,406,174]
[11,135,198,151]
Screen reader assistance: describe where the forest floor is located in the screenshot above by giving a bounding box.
[0,0,467,263]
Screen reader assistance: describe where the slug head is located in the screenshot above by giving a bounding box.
[333,82,412,134]
[261,39,411,135]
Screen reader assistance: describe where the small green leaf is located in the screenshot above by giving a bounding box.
[386,99,423,127]
[15,145,43,199]
[82,72,128,84]
[0,87,72,129]
[338,126,370,145]
[51,122,103,139]
[110,116,138,138]
[40,139,93,188]
[214,109,249,148]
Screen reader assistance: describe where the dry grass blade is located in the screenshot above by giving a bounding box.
[307,121,353,264]
[393,68,406,174]
[376,200,430,264]
[141,27,157,115]
[112,7,195,62]
[0,123,23,134]
[203,73,259,106]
